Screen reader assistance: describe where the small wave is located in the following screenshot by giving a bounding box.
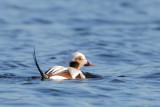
[73,27,89,32]
[0,19,6,24]
[0,73,15,78]
[109,79,125,83]
[36,88,71,96]
[97,53,117,58]
[140,72,160,79]
[120,2,133,8]
[152,26,160,31]
[118,75,127,77]
[24,18,52,24]
[0,73,40,81]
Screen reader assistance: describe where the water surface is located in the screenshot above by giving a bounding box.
[1,0,160,107]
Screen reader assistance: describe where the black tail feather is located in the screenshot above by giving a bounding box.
[33,48,48,80]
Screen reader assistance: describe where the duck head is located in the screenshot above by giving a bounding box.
[67,52,93,69]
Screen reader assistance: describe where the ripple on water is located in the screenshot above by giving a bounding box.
[0,73,15,78]
[23,18,53,24]
[0,73,40,82]
[140,72,160,79]
[109,79,125,83]
[0,18,6,24]
[73,27,89,32]
[36,88,71,96]
[0,61,30,70]
[97,53,118,58]
[153,26,160,31]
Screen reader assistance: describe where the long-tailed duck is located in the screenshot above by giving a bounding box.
[33,50,93,80]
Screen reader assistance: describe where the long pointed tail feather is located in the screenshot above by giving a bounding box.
[33,48,48,80]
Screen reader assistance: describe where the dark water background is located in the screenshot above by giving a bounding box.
[1,0,160,107]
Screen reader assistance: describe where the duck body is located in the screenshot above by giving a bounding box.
[33,50,93,80]
[45,66,86,79]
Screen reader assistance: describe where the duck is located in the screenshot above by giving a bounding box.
[33,50,93,80]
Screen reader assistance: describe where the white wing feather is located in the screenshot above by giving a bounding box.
[45,66,67,75]
[45,66,86,79]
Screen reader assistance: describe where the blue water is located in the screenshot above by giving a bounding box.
[1,0,160,107]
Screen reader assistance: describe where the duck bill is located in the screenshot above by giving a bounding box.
[84,61,93,66]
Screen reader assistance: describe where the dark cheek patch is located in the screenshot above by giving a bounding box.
[70,61,79,69]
